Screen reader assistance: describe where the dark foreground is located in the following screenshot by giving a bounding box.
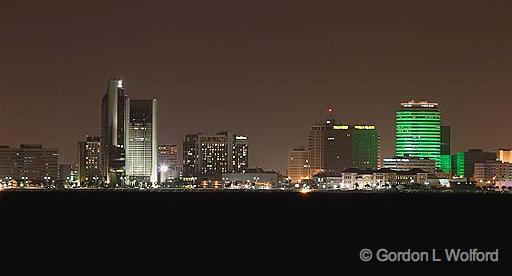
[1,190,510,276]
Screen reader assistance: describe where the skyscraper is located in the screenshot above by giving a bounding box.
[183,134,199,178]
[324,122,352,172]
[396,101,441,168]
[287,148,311,183]
[351,125,380,170]
[100,79,127,186]
[441,125,451,155]
[125,99,158,185]
[232,135,249,173]
[308,118,380,173]
[308,123,330,176]
[78,136,101,186]
[440,125,451,173]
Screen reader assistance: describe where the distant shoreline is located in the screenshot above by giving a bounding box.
[1,188,510,195]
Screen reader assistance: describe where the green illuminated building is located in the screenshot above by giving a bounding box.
[440,154,452,174]
[396,101,441,168]
[351,125,380,170]
[440,125,451,173]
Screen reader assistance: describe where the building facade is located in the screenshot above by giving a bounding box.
[182,132,248,180]
[474,161,512,183]
[308,119,380,174]
[183,134,199,178]
[158,144,179,180]
[78,136,101,187]
[287,148,311,183]
[383,156,436,175]
[351,125,380,170]
[100,79,127,186]
[125,99,158,185]
[498,149,512,163]
[396,101,441,168]
[0,144,59,186]
[308,123,330,176]
[222,168,278,188]
[59,164,78,185]
[313,168,428,190]
[324,122,352,172]
[232,135,249,173]
[452,149,496,178]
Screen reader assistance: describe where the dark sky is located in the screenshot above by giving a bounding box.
[1,0,511,172]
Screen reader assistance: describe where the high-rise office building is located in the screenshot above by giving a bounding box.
[78,136,101,187]
[125,99,158,185]
[198,134,229,178]
[0,144,58,185]
[396,101,441,168]
[308,123,330,176]
[232,135,249,173]
[351,125,380,170]
[100,79,127,186]
[441,126,451,155]
[308,118,380,173]
[287,148,311,183]
[183,134,199,178]
[325,122,352,172]
[182,132,248,179]
[440,125,451,173]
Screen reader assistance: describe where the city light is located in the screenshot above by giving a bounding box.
[300,188,310,194]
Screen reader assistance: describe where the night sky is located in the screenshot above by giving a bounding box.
[1,0,511,172]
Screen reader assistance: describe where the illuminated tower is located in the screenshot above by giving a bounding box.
[308,109,336,175]
[125,99,158,185]
[78,136,101,187]
[100,79,127,186]
[440,125,451,173]
[232,135,249,173]
[308,123,329,175]
[351,125,380,170]
[395,101,441,168]
[287,148,311,183]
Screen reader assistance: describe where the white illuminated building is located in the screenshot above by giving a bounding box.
[383,156,436,175]
[125,99,158,185]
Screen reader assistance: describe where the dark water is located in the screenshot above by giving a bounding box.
[1,190,510,275]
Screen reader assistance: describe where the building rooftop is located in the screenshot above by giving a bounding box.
[400,100,438,108]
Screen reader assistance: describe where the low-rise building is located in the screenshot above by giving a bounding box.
[474,161,512,183]
[222,168,278,189]
[383,156,436,175]
[313,168,428,190]
[0,144,59,186]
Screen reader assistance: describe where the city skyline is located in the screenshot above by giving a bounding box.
[1,0,511,172]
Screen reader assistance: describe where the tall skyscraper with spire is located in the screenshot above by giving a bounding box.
[100,78,127,186]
